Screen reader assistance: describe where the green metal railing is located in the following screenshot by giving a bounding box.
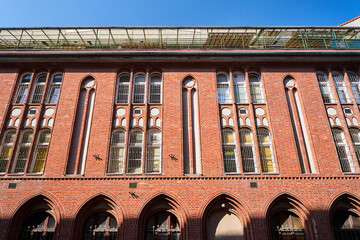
[0,27,359,50]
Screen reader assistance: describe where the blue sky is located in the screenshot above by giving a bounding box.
[1,0,359,27]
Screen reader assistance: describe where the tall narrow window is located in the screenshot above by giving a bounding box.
[182,77,202,174]
[257,128,275,172]
[47,74,63,104]
[146,129,161,173]
[21,212,55,240]
[349,128,360,166]
[116,73,130,104]
[221,129,238,173]
[348,71,360,103]
[127,130,143,173]
[149,73,162,103]
[0,129,16,173]
[239,129,256,172]
[332,128,354,172]
[13,129,34,173]
[14,73,31,104]
[108,130,125,173]
[30,129,51,173]
[332,71,351,103]
[217,73,231,103]
[249,72,264,103]
[67,78,96,175]
[83,212,117,240]
[30,73,47,104]
[316,72,334,103]
[233,72,247,103]
[133,74,146,103]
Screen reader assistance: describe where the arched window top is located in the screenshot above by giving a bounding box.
[21,73,32,83]
[233,72,245,83]
[183,77,196,88]
[35,73,47,83]
[118,72,130,83]
[249,72,261,83]
[332,71,345,82]
[38,129,51,144]
[51,73,63,83]
[147,129,161,145]
[129,130,143,144]
[284,76,297,88]
[2,129,16,143]
[21,129,34,144]
[221,129,235,144]
[135,73,146,83]
[239,128,253,142]
[316,71,329,82]
[257,128,271,143]
[332,128,346,142]
[348,71,360,82]
[150,72,162,82]
[217,73,229,83]
[111,130,126,144]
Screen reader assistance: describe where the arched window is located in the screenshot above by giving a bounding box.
[239,128,256,172]
[108,130,126,173]
[257,128,275,172]
[0,129,16,173]
[349,128,360,165]
[30,129,51,173]
[145,212,180,240]
[249,72,264,103]
[221,129,238,173]
[333,210,360,239]
[216,73,231,103]
[13,129,34,173]
[233,72,247,103]
[20,212,55,240]
[83,212,117,240]
[14,73,31,104]
[348,71,360,103]
[149,73,162,103]
[116,73,130,104]
[146,129,161,173]
[332,71,350,103]
[332,128,354,172]
[133,74,146,103]
[127,130,143,173]
[30,73,47,104]
[316,71,334,103]
[47,74,63,104]
[270,211,305,240]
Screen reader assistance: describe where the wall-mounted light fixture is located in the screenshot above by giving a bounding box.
[169,154,177,161]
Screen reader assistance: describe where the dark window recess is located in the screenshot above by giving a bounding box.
[8,183,16,189]
[344,108,353,114]
[129,182,137,188]
[134,109,142,115]
[239,109,247,115]
[250,182,258,188]
[29,109,37,115]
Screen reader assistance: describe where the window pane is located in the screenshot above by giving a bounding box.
[128,147,142,173]
[109,147,124,173]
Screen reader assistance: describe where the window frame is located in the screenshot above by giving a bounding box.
[332,71,351,103]
[233,71,247,103]
[29,129,51,173]
[257,128,276,173]
[216,72,232,104]
[239,128,257,173]
[127,129,144,173]
[348,71,360,103]
[148,72,162,104]
[332,127,354,172]
[249,72,264,103]
[108,129,126,174]
[14,72,32,104]
[221,128,239,173]
[12,129,34,173]
[30,72,47,104]
[132,73,146,104]
[116,72,131,104]
[145,128,162,173]
[0,129,17,173]
[46,73,63,104]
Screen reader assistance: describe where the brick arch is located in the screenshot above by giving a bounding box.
[6,194,62,240]
[200,193,253,240]
[72,193,124,240]
[138,193,188,240]
[265,193,315,240]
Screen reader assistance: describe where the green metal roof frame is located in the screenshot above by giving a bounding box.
[0,26,359,50]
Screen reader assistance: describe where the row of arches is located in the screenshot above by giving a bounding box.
[6,192,360,240]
